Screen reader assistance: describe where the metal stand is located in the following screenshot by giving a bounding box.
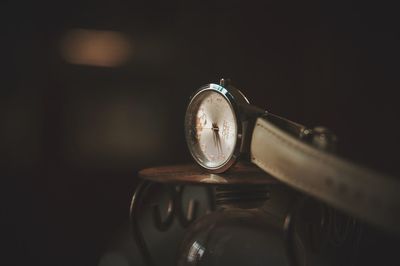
[129,180,215,266]
[129,164,362,266]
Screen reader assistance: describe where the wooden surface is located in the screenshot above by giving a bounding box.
[138,162,280,185]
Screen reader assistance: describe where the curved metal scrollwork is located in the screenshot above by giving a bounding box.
[283,196,362,266]
[129,180,155,266]
[152,185,176,232]
[129,180,215,266]
[151,185,209,231]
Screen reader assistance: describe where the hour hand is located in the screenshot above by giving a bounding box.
[211,123,218,149]
[216,132,223,154]
[212,123,223,154]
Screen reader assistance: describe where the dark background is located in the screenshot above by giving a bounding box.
[3,0,400,265]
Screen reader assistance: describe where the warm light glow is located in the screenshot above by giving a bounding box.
[60,29,133,67]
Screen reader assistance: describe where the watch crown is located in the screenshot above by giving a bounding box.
[219,78,231,87]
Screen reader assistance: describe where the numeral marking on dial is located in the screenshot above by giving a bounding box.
[222,120,230,140]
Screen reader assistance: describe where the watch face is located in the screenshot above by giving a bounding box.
[185,86,239,172]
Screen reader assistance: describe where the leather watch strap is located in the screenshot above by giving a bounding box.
[251,116,400,233]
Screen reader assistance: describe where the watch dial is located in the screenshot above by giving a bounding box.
[185,90,238,170]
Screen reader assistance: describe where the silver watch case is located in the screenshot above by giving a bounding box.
[184,79,257,173]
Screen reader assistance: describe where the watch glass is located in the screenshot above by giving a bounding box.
[185,88,238,171]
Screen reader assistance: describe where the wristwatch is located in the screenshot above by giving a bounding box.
[184,78,400,234]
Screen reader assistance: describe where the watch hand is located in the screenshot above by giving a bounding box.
[212,129,218,150]
[211,122,223,155]
[216,132,222,155]
[213,131,217,148]
[211,123,219,151]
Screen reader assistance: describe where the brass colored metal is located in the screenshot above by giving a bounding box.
[138,162,279,185]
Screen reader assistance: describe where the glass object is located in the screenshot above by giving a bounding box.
[177,185,290,266]
[177,185,361,266]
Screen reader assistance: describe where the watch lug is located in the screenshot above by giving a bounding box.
[240,103,266,118]
[239,118,255,155]
[219,78,231,87]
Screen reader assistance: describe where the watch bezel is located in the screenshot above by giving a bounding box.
[184,82,249,173]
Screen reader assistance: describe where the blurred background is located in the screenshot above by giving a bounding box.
[3,0,400,265]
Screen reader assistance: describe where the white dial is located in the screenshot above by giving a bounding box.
[185,88,238,171]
